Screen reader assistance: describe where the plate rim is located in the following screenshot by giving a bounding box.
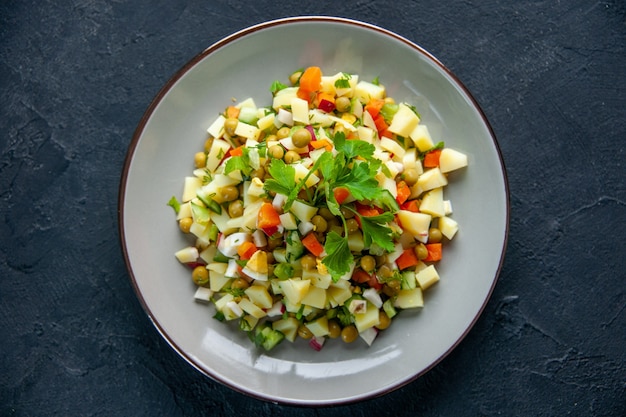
[117,15,510,406]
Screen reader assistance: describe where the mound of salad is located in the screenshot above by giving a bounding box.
[167,66,468,351]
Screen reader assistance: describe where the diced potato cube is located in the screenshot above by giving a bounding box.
[199,245,216,264]
[327,286,352,308]
[438,216,459,240]
[354,80,385,103]
[279,212,298,230]
[388,104,420,138]
[207,114,225,138]
[278,278,311,305]
[206,138,232,172]
[291,97,309,124]
[397,210,432,243]
[419,187,445,217]
[293,164,320,188]
[256,113,275,131]
[380,137,406,159]
[209,269,231,292]
[357,126,375,143]
[238,298,267,319]
[175,246,198,264]
[302,268,332,289]
[328,115,357,132]
[409,124,434,152]
[234,121,260,141]
[272,87,298,109]
[417,167,448,192]
[439,148,469,173]
[415,265,440,290]
[182,177,202,202]
[305,316,329,338]
[244,285,273,309]
[309,111,331,127]
[354,302,380,333]
[301,286,327,309]
[236,97,256,109]
[289,200,318,223]
[214,293,234,312]
[394,288,424,309]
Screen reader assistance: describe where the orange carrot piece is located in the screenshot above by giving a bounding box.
[333,187,351,205]
[396,180,411,205]
[351,269,371,284]
[226,105,240,119]
[257,202,281,236]
[298,66,322,93]
[237,241,257,260]
[297,88,314,102]
[373,114,389,135]
[310,139,333,151]
[229,145,244,157]
[396,248,419,270]
[317,91,335,107]
[400,199,420,213]
[365,98,386,118]
[423,149,442,168]
[355,202,381,218]
[301,233,324,257]
[424,243,442,262]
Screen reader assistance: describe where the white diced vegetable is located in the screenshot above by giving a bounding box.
[439,148,469,173]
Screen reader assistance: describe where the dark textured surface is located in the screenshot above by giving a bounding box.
[1,1,625,415]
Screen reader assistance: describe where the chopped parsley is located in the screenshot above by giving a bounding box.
[167,196,180,214]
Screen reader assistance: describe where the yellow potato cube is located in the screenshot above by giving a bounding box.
[238,298,267,319]
[301,286,327,309]
[354,302,380,333]
[278,279,311,305]
[305,316,329,338]
[244,285,273,309]
[415,265,440,290]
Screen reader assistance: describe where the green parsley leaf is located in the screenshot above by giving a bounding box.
[167,196,180,214]
[324,183,341,216]
[371,76,380,86]
[371,189,400,213]
[316,151,336,180]
[213,311,225,322]
[224,155,252,176]
[337,138,375,161]
[264,159,295,196]
[358,212,396,252]
[334,79,350,89]
[270,80,288,95]
[322,231,353,280]
[340,162,382,201]
[334,72,352,89]
[431,141,445,151]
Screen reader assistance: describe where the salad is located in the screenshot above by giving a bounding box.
[168,66,468,351]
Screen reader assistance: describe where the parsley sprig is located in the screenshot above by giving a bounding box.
[318,133,398,279]
[262,131,399,281]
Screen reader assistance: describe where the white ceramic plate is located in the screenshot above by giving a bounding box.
[119,16,509,406]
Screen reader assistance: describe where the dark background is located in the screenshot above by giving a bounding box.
[1,1,624,416]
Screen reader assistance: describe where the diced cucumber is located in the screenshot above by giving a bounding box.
[249,323,285,351]
[285,230,304,262]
